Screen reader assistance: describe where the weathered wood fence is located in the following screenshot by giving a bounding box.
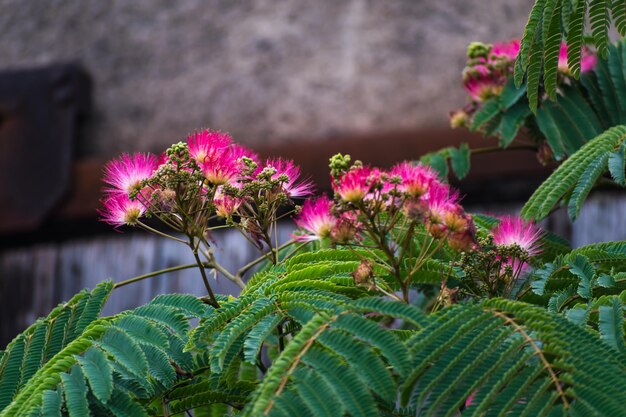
[0,225,293,345]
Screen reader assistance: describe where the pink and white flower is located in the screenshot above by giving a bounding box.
[103,153,158,196]
[99,194,146,228]
[231,144,260,170]
[424,183,459,223]
[390,162,437,197]
[213,188,242,218]
[187,130,240,185]
[490,39,520,61]
[492,216,542,270]
[463,64,506,102]
[423,182,461,238]
[261,158,314,198]
[492,216,542,255]
[333,167,378,203]
[293,196,337,241]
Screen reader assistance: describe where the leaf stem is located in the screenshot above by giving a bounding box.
[113,262,211,289]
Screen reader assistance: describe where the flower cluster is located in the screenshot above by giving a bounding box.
[100,130,313,250]
[462,40,520,103]
[294,155,477,251]
[100,131,546,303]
[456,215,543,299]
[99,153,159,227]
[460,39,596,105]
[291,154,481,302]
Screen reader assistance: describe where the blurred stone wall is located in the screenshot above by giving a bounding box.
[0,0,531,156]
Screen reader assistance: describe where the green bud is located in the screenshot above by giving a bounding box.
[329,153,352,178]
[467,42,492,59]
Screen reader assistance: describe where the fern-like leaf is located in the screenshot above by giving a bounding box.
[516,0,548,87]
[608,141,626,185]
[567,151,609,220]
[522,125,626,220]
[598,296,626,353]
[77,348,112,403]
[590,0,611,58]
[613,0,626,36]
[567,0,587,77]
[543,0,563,100]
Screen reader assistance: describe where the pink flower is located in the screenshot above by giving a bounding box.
[424,183,460,238]
[463,65,506,102]
[333,167,378,203]
[188,129,231,163]
[492,216,542,271]
[293,196,337,241]
[491,39,520,60]
[103,153,158,196]
[231,144,260,168]
[261,158,314,198]
[214,191,242,218]
[492,216,542,255]
[558,42,597,74]
[390,162,437,197]
[99,194,145,228]
[187,130,240,185]
[425,183,459,223]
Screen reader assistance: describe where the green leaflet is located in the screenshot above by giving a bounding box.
[471,98,501,130]
[542,0,563,100]
[608,142,626,185]
[243,314,281,364]
[300,348,378,417]
[516,0,547,86]
[292,367,344,417]
[567,151,609,220]
[568,254,596,298]
[77,348,112,403]
[98,327,149,378]
[613,0,626,36]
[598,297,626,353]
[60,365,88,417]
[449,143,470,179]
[0,286,205,417]
[566,0,587,78]
[420,143,471,181]
[40,387,62,417]
[589,0,610,58]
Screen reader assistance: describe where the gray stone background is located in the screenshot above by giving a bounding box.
[0,0,531,155]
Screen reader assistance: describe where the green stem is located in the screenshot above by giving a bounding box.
[137,221,188,244]
[192,248,220,308]
[198,237,246,289]
[114,262,210,289]
[470,144,537,155]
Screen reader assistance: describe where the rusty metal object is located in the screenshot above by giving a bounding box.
[0,63,91,233]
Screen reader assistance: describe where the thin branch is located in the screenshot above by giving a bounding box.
[137,221,188,244]
[114,262,210,288]
[470,144,537,155]
[191,240,220,308]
